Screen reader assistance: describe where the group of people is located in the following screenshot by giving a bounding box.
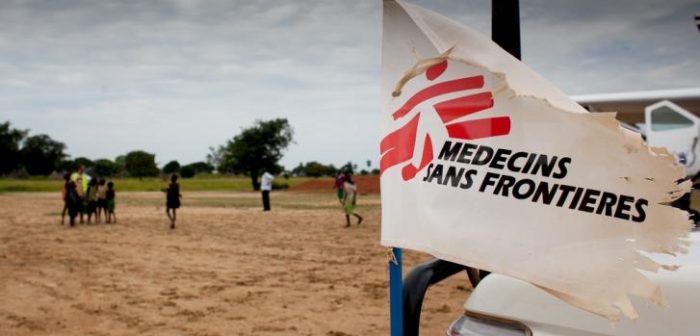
[60,167,181,230]
[61,165,116,226]
[61,166,361,228]
[334,172,363,227]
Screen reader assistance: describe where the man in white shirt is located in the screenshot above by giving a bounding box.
[260,170,274,211]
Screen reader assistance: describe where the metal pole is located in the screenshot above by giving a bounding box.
[492,0,522,60]
[389,247,403,336]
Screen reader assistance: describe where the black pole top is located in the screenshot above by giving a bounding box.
[492,0,521,60]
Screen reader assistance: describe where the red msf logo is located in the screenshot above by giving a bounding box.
[380,60,511,181]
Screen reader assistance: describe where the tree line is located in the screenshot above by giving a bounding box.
[0,121,212,178]
[2,118,376,186]
[289,161,378,178]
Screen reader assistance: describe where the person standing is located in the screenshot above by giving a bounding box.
[260,170,274,211]
[333,171,346,205]
[65,181,81,227]
[61,173,71,225]
[342,174,363,227]
[165,174,182,229]
[105,181,117,224]
[70,164,91,194]
[85,178,99,224]
[70,165,89,224]
[96,178,107,223]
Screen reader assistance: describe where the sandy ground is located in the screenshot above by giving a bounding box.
[0,191,471,335]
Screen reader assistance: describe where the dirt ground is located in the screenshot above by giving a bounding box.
[0,191,471,335]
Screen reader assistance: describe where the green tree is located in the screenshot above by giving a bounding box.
[114,155,127,174]
[56,159,75,173]
[302,161,336,177]
[124,150,159,178]
[21,134,67,175]
[180,165,196,178]
[56,157,94,174]
[73,157,94,169]
[94,159,119,177]
[212,119,293,190]
[179,161,214,178]
[162,160,181,174]
[0,121,27,175]
[187,161,214,174]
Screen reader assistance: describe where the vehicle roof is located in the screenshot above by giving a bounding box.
[465,231,700,335]
[573,88,700,105]
[573,88,700,124]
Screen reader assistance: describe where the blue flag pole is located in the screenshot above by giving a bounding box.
[389,247,403,336]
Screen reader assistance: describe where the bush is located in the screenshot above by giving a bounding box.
[94,159,119,177]
[162,160,181,174]
[180,165,196,178]
[125,150,159,177]
[271,181,289,190]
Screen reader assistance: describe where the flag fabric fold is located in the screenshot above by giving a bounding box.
[380,0,692,320]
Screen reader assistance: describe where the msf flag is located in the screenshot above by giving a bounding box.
[380,0,693,321]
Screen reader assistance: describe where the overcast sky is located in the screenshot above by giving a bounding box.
[1,0,698,170]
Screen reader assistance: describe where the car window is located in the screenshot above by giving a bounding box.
[651,105,693,131]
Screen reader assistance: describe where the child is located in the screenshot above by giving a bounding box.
[96,178,107,223]
[65,181,80,227]
[342,174,363,227]
[86,178,99,224]
[71,165,87,224]
[165,174,181,229]
[105,181,117,224]
[61,173,70,225]
[334,171,346,205]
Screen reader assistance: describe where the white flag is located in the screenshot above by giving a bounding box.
[380,0,693,320]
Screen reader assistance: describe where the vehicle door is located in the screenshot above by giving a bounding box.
[645,100,700,177]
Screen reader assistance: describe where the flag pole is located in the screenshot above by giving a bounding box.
[492,0,522,60]
[389,247,403,336]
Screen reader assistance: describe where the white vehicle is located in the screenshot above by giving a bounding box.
[446,231,700,336]
[575,88,700,178]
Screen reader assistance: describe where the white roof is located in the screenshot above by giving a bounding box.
[573,88,700,105]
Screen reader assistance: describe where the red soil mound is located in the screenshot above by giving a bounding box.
[291,175,380,194]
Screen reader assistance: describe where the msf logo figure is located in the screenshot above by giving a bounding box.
[380,59,511,181]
